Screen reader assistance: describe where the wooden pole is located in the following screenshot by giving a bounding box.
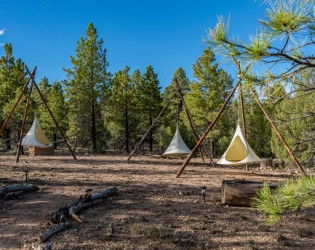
[33,81,77,160]
[234,59,250,171]
[176,81,240,178]
[127,80,186,162]
[239,83,246,138]
[249,86,307,176]
[239,82,249,171]
[173,79,205,163]
[24,66,76,160]
[0,67,37,136]
[16,79,34,163]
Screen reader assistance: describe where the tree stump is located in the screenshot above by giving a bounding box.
[221,179,277,207]
[260,158,273,170]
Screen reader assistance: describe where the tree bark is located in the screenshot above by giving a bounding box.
[40,223,69,242]
[53,133,57,149]
[149,114,153,153]
[90,100,97,152]
[125,96,129,153]
[3,190,24,201]
[0,184,39,200]
[221,180,277,207]
[5,128,11,150]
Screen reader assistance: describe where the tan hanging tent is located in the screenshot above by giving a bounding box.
[217,124,261,165]
[22,117,54,156]
[162,125,191,157]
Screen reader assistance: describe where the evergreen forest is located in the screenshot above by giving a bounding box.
[0,1,314,169]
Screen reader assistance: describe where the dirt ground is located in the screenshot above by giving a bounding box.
[0,154,314,250]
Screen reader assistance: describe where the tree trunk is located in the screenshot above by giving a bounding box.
[90,100,97,152]
[149,114,153,153]
[125,97,129,153]
[5,128,11,150]
[53,133,57,149]
[221,180,277,207]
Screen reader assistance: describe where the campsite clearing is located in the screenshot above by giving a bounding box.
[0,155,314,249]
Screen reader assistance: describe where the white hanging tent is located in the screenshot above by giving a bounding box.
[162,125,191,157]
[217,124,261,165]
[22,117,53,148]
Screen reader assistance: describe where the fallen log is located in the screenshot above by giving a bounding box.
[3,190,24,201]
[51,187,117,224]
[221,180,277,207]
[91,187,118,200]
[0,184,39,200]
[40,222,70,242]
[41,186,118,242]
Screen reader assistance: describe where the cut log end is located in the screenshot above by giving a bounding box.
[221,179,277,207]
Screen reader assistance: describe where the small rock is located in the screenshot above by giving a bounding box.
[109,222,115,234]
[141,216,149,222]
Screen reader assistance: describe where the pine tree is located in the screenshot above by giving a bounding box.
[206,0,315,166]
[32,76,51,118]
[243,90,272,158]
[138,66,162,152]
[129,69,143,149]
[106,67,140,153]
[33,79,68,148]
[185,48,233,156]
[158,68,192,151]
[0,43,27,150]
[267,70,315,165]
[64,23,110,152]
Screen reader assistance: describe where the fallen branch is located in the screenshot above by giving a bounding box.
[41,186,118,242]
[40,222,70,243]
[0,184,39,200]
[3,190,24,201]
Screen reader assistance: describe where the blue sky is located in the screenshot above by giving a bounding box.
[0,0,266,89]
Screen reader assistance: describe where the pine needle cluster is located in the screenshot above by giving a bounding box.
[252,175,315,224]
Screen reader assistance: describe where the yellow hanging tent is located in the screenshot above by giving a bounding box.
[217,124,261,165]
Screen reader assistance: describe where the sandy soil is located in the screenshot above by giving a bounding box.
[0,154,314,250]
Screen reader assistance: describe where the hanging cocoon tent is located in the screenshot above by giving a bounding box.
[22,117,53,148]
[162,125,191,157]
[217,124,261,165]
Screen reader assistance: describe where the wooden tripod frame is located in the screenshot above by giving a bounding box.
[176,63,307,178]
[173,78,215,166]
[237,60,249,172]
[127,78,209,162]
[0,66,77,162]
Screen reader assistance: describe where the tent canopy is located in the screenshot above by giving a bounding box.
[162,125,191,157]
[218,124,261,165]
[22,117,53,148]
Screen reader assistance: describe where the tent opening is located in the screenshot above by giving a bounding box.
[218,124,261,165]
[22,117,53,148]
